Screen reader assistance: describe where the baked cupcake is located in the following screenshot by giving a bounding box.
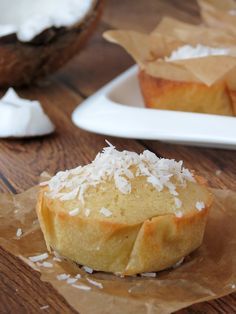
[104,21,236,116]
[139,44,235,116]
[37,142,213,275]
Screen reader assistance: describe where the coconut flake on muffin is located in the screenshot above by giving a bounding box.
[45,142,195,204]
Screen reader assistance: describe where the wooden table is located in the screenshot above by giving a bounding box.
[0,0,235,313]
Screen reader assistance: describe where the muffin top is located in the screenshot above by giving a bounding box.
[42,142,209,224]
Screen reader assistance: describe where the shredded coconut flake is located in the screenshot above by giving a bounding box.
[229,9,236,16]
[39,181,49,187]
[215,170,222,176]
[69,207,80,216]
[37,261,53,268]
[141,272,156,278]
[16,228,22,238]
[231,284,236,289]
[46,143,195,203]
[67,278,78,285]
[72,284,91,291]
[195,201,205,211]
[175,210,183,218]
[29,253,49,262]
[100,207,112,217]
[166,44,229,61]
[57,274,70,281]
[173,257,185,269]
[84,208,91,217]
[87,278,103,289]
[82,266,93,274]
[75,274,82,279]
[174,197,182,209]
[40,305,49,310]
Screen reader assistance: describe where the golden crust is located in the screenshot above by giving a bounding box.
[139,70,235,116]
[36,176,213,275]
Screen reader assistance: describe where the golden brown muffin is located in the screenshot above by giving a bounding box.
[139,70,235,116]
[37,143,213,275]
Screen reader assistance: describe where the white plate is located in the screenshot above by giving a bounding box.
[72,65,236,150]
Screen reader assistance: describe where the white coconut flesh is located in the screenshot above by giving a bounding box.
[0,88,55,138]
[0,0,96,42]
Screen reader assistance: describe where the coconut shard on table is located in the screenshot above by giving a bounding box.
[0,0,104,87]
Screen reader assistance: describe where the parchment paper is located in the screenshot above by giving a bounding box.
[104,18,236,88]
[0,185,236,314]
[198,0,236,36]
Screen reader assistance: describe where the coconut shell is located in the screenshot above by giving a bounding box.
[0,0,104,87]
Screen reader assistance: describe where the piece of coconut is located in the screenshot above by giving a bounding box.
[0,0,96,42]
[0,88,55,138]
[0,0,104,87]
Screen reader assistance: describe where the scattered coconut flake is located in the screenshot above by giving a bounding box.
[166,44,229,61]
[40,181,49,187]
[0,88,54,138]
[53,251,61,258]
[53,257,62,262]
[29,253,49,262]
[99,207,112,217]
[174,197,182,209]
[87,278,103,289]
[115,272,125,278]
[46,142,195,203]
[195,201,205,211]
[229,9,236,16]
[141,272,156,278]
[231,284,236,289]
[69,207,80,216]
[175,210,183,218]
[72,284,91,291]
[57,274,70,281]
[82,266,93,274]
[75,274,82,279]
[215,170,222,176]
[84,208,91,217]
[37,261,53,268]
[67,278,78,285]
[40,305,49,310]
[173,257,185,269]
[16,228,22,238]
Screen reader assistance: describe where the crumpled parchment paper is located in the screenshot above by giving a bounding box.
[0,185,236,314]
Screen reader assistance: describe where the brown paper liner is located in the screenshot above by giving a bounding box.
[198,0,236,36]
[0,184,236,314]
[103,17,236,87]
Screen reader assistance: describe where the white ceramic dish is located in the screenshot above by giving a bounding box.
[72,65,236,150]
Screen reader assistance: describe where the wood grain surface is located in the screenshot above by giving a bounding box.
[0,0,235,313]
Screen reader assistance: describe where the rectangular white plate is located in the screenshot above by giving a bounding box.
[72,65,236,150]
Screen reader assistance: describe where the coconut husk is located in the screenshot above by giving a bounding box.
[0,0,104,87]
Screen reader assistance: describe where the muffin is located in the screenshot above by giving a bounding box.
[104,26,236,116]
[139,70,235,115]
[37,143,213,275]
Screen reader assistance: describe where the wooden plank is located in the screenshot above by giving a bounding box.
[0,81,144,193]
[103,0,201,32]
[0,246,77,314]
[0,0,235,313]
[56,22,134,97]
